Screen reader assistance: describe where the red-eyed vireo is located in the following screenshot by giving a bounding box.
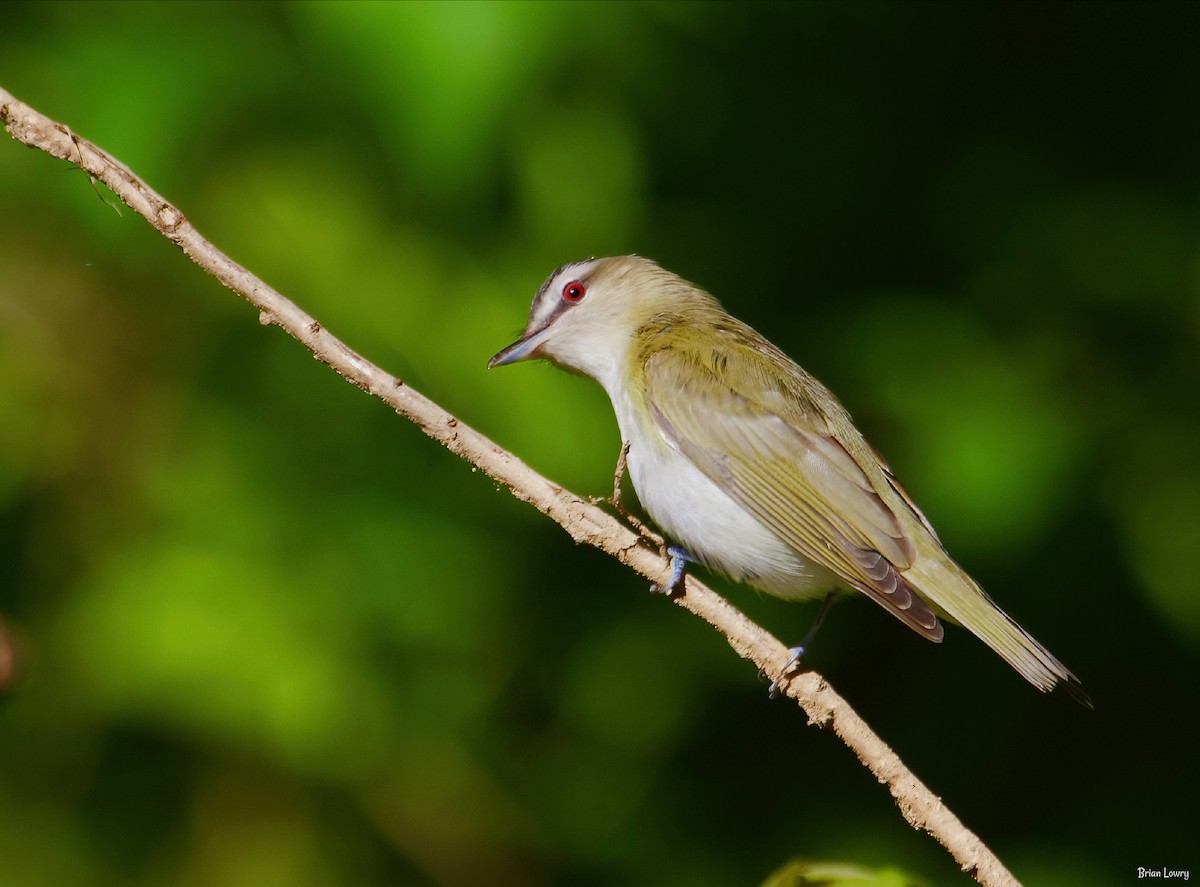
[490,255,1088,704]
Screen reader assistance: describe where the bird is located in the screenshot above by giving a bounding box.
[489,255,1089,704]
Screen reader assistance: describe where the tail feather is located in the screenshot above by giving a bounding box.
[906,551,1091,707]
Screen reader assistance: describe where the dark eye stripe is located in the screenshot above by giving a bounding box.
[532,258,595,308]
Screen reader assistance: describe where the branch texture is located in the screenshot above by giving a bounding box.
[2,86,1018,887]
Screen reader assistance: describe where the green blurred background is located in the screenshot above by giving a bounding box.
[2,2,1198,885]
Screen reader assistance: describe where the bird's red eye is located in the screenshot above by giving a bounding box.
[562,281,586,303]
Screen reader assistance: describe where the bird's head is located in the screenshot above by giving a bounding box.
[489,255,708,389]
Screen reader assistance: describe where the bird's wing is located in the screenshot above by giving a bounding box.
[643,338,944,641]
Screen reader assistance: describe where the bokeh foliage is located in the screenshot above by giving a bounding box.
[2,2,1198,885]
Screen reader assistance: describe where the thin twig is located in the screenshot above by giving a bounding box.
[590,440,665,547]
[1,86,1018,887]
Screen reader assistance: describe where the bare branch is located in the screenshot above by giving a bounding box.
[1,86,1019,887]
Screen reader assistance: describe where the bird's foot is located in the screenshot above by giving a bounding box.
[651,546,692,597]
[767,591,839,698]
[767,645,808,698]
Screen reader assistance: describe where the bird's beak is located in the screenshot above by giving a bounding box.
[488,324,553,368]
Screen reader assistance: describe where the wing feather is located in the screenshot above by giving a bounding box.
[643,337,943,640]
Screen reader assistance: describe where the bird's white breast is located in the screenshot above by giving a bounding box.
[608,388,837,601]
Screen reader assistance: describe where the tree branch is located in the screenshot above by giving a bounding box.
[1,86,1019,887]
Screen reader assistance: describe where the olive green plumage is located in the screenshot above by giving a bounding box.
[492,255,1089,704]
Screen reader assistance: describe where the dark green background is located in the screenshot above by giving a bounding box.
[2,2,1197,885]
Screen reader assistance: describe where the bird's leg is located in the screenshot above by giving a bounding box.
[651,545,693,597]
[768,591,839,697]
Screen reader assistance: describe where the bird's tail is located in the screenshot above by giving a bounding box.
[906,550,1091,707]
